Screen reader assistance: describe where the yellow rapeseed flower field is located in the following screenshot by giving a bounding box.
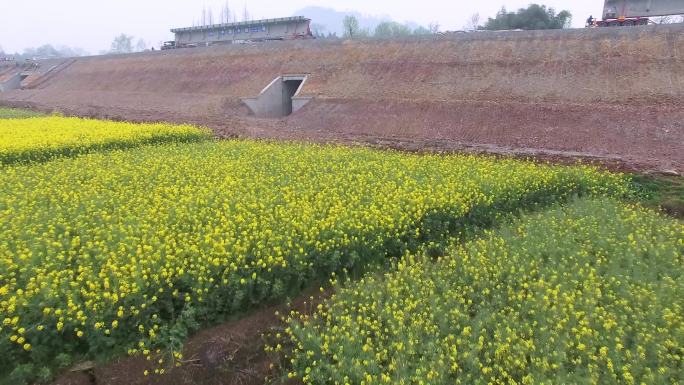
[282,198,684,385]
[0,116,210,165]
[0,134,628,382]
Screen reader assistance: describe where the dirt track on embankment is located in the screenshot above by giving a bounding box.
[1,24,683,173]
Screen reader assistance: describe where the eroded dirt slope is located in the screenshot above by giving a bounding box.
[2,25,683,172]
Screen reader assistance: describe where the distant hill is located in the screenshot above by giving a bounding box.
[293,6,419,36]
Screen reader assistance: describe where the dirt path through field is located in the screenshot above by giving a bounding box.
[52,290,326,385]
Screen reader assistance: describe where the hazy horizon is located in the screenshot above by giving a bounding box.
[1,1,602,54]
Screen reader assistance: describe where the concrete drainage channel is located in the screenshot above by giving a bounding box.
[0,73,28,93]
[242,74,312,118]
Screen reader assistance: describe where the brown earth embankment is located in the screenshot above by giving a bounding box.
[1,25,683,172]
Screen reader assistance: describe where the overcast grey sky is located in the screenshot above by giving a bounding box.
[0,0,601,53]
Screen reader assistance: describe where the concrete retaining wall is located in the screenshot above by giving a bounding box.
[292,96,313,113]
[242,75,310,118]
[242,77,287,118]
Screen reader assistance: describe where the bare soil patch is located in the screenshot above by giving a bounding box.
[51,290,325,385]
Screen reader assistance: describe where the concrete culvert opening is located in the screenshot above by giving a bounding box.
[282,77,303,116]
[242,75,312,118]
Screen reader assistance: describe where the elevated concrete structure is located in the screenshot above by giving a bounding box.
[603,0,684,18]
[172,16,312,46]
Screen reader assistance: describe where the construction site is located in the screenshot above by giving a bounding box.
[2,23,682,174]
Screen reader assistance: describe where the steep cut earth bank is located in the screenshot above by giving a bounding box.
[2,24,683,172]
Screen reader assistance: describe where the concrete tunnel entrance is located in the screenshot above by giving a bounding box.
[242,75,312,118]
[282,78,303,116]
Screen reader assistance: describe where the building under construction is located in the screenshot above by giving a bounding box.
[171,16,313,47]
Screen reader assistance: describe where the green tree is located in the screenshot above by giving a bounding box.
[464,13,480,31]
[14,45,86,60]
[374,21,412,38]
[135,38,148,52]
[412,26,431,35]
[23,44,60,58]
[343,15,360,38]
[483,4,572,31]
[311,23,327,38]
[110,33,134,54]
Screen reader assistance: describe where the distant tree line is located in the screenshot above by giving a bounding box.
[2,44,88,60]
[109,34,149,54]
[191,1,256,27]
[481,4,572,30]
[338,15,440,39]
[337,3,575,40]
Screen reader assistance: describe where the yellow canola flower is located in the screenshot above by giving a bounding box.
[0,132,630,381]
[283,198,684,385]
[0,116,210,165]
